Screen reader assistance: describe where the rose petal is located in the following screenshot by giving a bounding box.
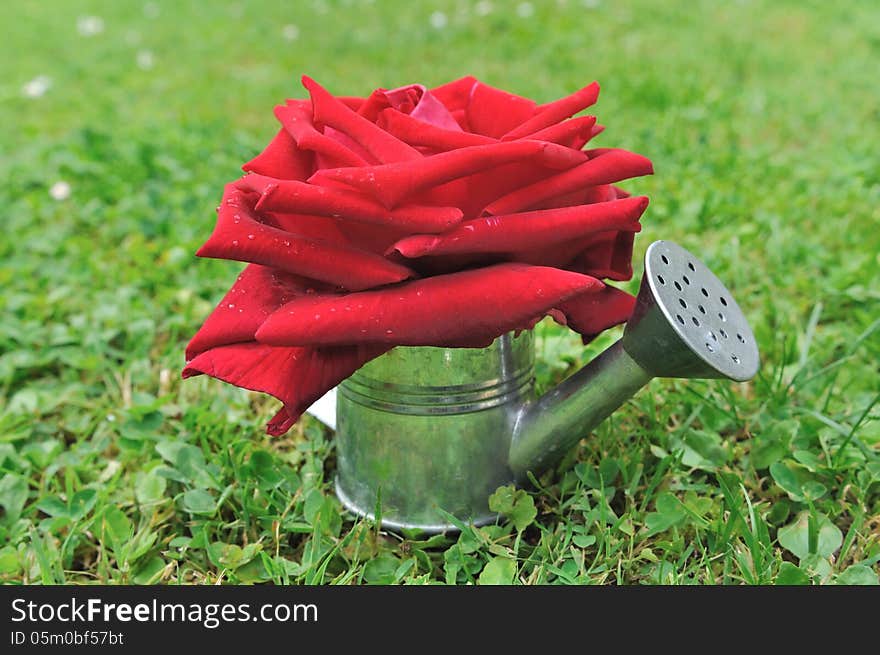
[484,148,654,215]
[450,108,469,130]
[185,264,312,360]
[467,81,537,138]
[569,230,637,281]
[183,342,387,435]
[267,212,350,245]
[236,173,463,233]
[335,96,365,111]
[358,84,461,132]
[414,160,558,220]
[510,180,615,216]
[196,185,415,291]
[275,104,368,168]
[405,87,462,131]
[255,263,603,347]
[356,87,401,122]
[576,124,605,149]
[558,284,636,341]
[242,128,314,180]
[310,140,588,208]
[302,75,422,164]
[335,221,409,256]
[266,406,297,435]
[510,115,597,148]
[429,76,478,114]
[377,108,495,151]
[391,196,647,258]
[503,82,600,140]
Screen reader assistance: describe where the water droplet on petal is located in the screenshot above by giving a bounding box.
[232,239,239,246]
[247,234,255,240]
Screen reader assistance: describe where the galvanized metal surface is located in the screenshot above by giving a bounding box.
[623,241,760,381]
[334,240,761,533]
[509,340,652,478]
[335,331,534,531]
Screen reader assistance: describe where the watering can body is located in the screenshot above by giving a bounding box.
[335,331,535,531]
[333,241,760,532]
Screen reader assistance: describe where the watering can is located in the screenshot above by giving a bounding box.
[327,241,760,532]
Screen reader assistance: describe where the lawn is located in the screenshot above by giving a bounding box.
[1,0,877,584]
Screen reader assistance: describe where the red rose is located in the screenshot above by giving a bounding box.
[183,76,653,435]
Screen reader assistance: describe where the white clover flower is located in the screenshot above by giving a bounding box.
[77,15,105,37]
[475,1,493,16]
[516,2,534,18]
[282,24,300,41]
[137,50,155,70]
[49,181,71,201]
[22,75,51,98]
[430,11,448,29]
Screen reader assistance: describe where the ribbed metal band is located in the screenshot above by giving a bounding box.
[339,366,535,415]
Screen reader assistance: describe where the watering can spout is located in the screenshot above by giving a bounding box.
[508,240,760,479]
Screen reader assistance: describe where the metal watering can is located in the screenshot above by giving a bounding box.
[332,241,760,532]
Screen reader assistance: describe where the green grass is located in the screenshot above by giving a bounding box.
[1,0,878,585]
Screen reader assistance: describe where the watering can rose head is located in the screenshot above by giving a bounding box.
[183,75,654,435]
